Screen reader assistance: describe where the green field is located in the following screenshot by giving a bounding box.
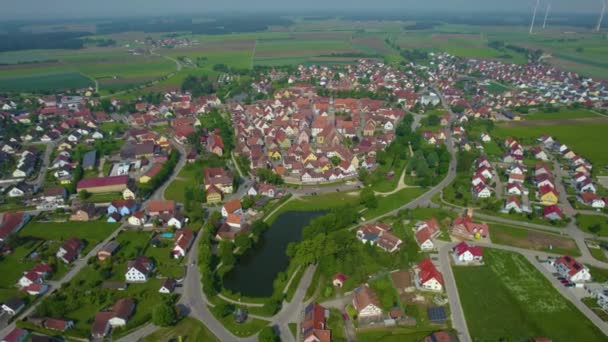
[141,317,219,342]
[523,109,601,121]
[493,122,608,169]
[576,214,608,237]
[0,72,93,92]
[454,248,606,341]
[20,220,118,247]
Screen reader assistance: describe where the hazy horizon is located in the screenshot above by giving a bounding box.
[1,0,606,21]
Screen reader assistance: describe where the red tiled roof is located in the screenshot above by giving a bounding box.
[418,258,444,286]
[0,212,26,240]
[77,175,128,190]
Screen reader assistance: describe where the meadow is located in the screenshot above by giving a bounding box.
[576,214,608,237]
[493,122,608,169]
[453,248,606,341]
[523,109,601,121]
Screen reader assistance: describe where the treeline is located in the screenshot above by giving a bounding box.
[317,52,380,58]
[0,31,89,52]
[403,22,439,30]
[181,75,215,97]
[138,149,180,198]
[96,16,293,35]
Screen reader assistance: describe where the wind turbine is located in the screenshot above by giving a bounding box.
[542,2,551,29]
[596,0,607,32]
[530,0,540,34]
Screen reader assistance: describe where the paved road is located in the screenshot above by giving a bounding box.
[26,138,60,189]
[437,242,472,342]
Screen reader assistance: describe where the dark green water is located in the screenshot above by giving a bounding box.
[222,210,326,297]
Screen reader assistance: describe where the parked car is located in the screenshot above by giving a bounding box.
[342,313,349,321]
[565,283,575,287]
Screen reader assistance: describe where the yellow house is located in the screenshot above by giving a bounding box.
[138,175,153,184]
[268,150,282,160]
[316,135,325,145]
[540,190,559,206]
[123,188,136,200]
[563,151,576,160]
[320,164,331,172]
[350,156,360,169]
[303,153,317,164]
[206,186,222,204]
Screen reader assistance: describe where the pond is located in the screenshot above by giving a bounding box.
[222,210,326,298]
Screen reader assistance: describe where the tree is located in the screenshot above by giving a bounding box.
[152,303,176,327]
[359,187,378,209]
[235,234,253,251]
[259,326,280,342]
[589,224,602,236]
[78,190,90,200]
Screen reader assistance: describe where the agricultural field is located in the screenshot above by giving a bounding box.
[523,109,601,121]
[493,122,608,172]
[453,248,606,341]
[490,223,580,256]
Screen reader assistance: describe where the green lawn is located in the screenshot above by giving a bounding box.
[453,248,606,341]
[576,215,608,237]
[523,109,600,121]
[0,72,93,92]
[140,317,219,342]
[493,123,608,170]
[364,188,427,219]
[0,239,41,288]
[19,221,119,253]
[357,328,436,342]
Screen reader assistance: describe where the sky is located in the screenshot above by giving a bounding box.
[0,0,604,21]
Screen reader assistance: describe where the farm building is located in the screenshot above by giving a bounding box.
[76,175,129,194]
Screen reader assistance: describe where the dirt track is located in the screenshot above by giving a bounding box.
[500,117,608,127]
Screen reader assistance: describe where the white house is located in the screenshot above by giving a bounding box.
[415,227,435,251]
[452,242,483,263]
[554,255,591,283]
[125,257,154,283]
[473,184,492,199]
[480,133,492,142]
[417,258,444,292]
[352,285,383,318]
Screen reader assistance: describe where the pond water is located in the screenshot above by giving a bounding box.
[222,210,326,298]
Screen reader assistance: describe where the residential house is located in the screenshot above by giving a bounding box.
[56,238,84,264]
[221,199,242,218]
[204,167,234,194]
[352,285,382,319]
[91,298,135,339]
[539,186,559,206]
[452,242,483,263]
[543,205,564,221]
[301,303,331,342]
[147,200,176,217]
[125,256,154,282]
[0,212,30,242]
[70,203,97,221]
[417,258,444,292]
[450,216,489,239]
[172,228,194,258]
[554,255,591,283]
[206,185,223,204]
[159,279,177,294]
[1,327,27,342]
[97,241,120,261]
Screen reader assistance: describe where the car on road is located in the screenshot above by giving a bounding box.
[559,279,569,284]
[342,313,349,320]
[564,282,575,287]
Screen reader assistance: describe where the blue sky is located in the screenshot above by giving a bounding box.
[1,0,604,20]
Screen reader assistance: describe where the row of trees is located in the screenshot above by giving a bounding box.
[138,149,180,198]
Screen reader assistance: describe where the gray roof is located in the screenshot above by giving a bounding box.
[82,150,97,168]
